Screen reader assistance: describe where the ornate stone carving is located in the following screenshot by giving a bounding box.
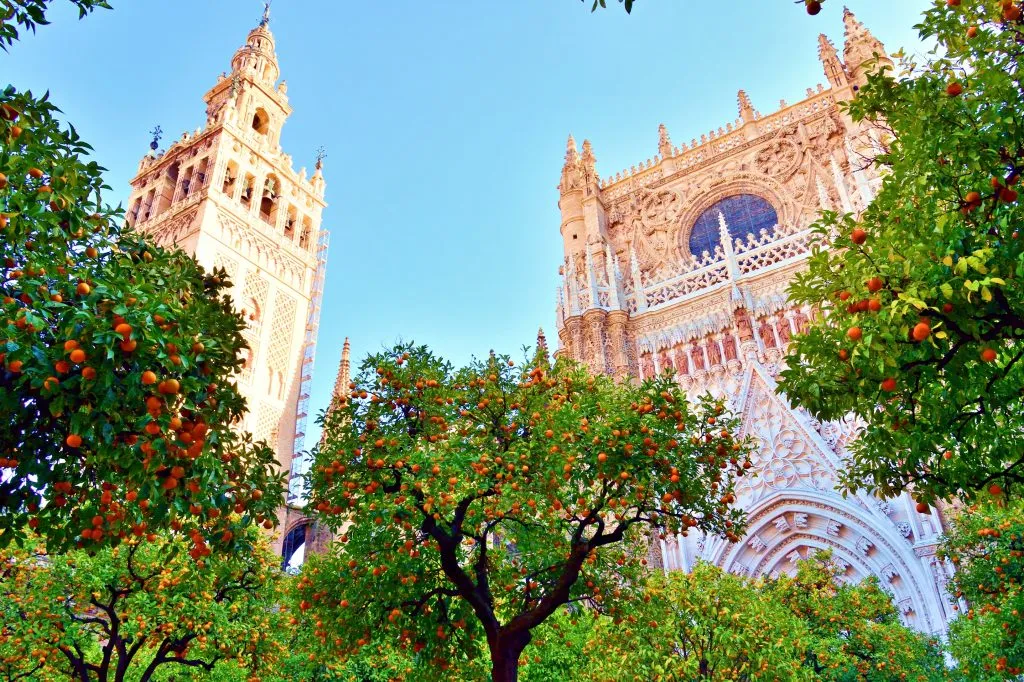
[856,537,874,556]
[754,138,801,179]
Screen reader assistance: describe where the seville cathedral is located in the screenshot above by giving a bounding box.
[123,7,956,636]
[553,9,956,635]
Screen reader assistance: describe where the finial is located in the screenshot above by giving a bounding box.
[658,124,672,158]
[581,139,595,166]
[315,146,327,170]
[260,0,272,27]
[537,327,548,351]
[148,125,163,152]
[737,91,756,122]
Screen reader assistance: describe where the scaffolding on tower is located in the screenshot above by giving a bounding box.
[287,228,330,505]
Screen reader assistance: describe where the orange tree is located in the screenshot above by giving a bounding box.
[765,553,951,681]
[779,0,1024,504]
[581,562,813,682]
[295,343,752,682]
[941,498,1024,680]
[0,527,286,682]
[0,85,283,553]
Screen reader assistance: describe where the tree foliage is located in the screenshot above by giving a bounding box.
[0,529,286,682]
[0,85,284,554]
[765,553,951,681]
[942,498,1024,680]
[590,563,812,681]
[2,0,284,554]
[779,0,1024,502]
[296,342,752,682]
[0,0,111,49]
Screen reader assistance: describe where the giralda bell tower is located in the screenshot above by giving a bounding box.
[125,6,329,524]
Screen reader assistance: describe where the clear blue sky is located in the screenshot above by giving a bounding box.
[5,0,932,444]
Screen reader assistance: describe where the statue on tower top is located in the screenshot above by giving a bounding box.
[260,1,272,27]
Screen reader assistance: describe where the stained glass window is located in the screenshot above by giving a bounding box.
[687,194,778,258]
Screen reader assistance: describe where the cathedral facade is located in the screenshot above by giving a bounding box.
[554,10,956,635]
[124,10,329,554]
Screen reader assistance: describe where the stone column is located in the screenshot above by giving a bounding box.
[606,310,630,379]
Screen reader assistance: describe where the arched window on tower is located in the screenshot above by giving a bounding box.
[260,175,279,225]
[222,161,238,197]
[240,173,256,209]
[687,194,778,259]
[252,107,270,136]
[284,205,298,241]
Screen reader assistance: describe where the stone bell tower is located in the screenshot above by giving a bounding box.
[125,5,329,515]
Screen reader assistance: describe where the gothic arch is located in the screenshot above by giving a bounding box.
[706,489,948,635]
[673,173,796,257]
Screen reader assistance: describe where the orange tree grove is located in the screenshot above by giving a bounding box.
[778,0,1024,504]
[0,527,287,682]
[294,343,753,682]
[0,85,284,553]
[941,498,1024,680]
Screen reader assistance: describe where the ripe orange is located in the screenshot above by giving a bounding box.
[120,339,137,353]
[7,359,22,373]
[912,322,931,341]
[946,81,963,97]
[141,370,157,385]
[76,282,91,296]
[158,378,180,395]
[65,434,82,448]
[27,168,43,179]
[114,323,132,339]
[967,25,978,38]
[82,367,97,380]
[847,327,863,342]
[69,349,86,364]
[988,483,1004,497]
[916,502,929,514]
[981,347,997,363]
[63,339,79,352]
[880,377,897,392]
[866,277,884,293]
[851,228,867,245]
[965,191,981,204]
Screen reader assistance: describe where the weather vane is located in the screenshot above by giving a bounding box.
[315,146,327,169]
[149,125,163,152]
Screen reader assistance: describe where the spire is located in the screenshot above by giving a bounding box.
[581,139,596,172]
[818,33,848,88]
[333,338,351,401]
[565,134,579,164]
[841,7,890,85]
[658,124,673,158]
[736,91,757,124]
[533,327,551,369]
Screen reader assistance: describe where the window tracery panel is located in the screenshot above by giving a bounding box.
[688,194,778,258]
